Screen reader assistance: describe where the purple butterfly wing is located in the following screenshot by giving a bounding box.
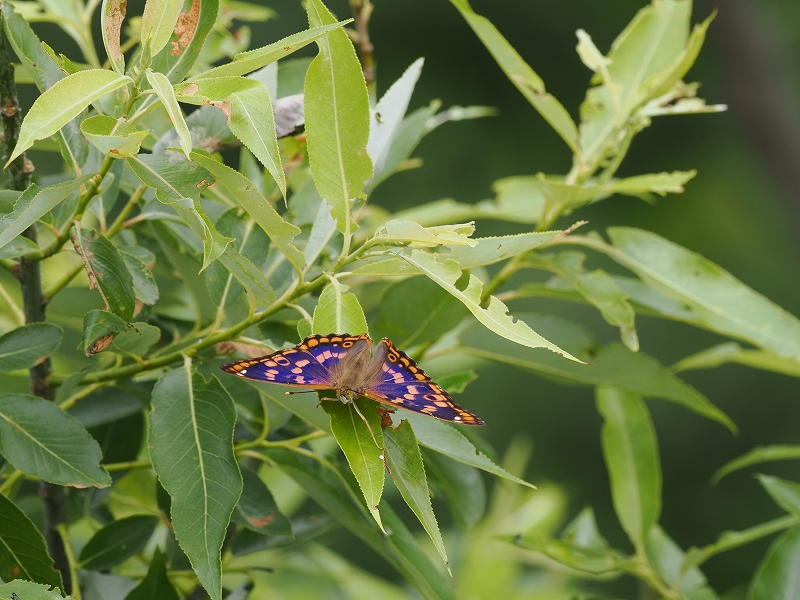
[363,339,485,425]
[220,344,332,388]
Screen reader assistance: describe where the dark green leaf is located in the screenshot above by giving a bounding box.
[305,0,373,235]
[423,449,485,528]
[0,393,111,487]
[324,399,384,529]
[73,228,136,321]
[749,526,800,600]
[82,309,131,357]
[384,420,449,570]
[127,154,211,204]
[119,249,159,306]
[575,269,638,351]
[149,366,242,600]
[597,387,661,547]
[0,323,62,372]
[232,467,292,536]
[111,323,161,356]
[123,548,179,600]
[67,386,145,428]
[79,515,159,570]
[0,492,62,589]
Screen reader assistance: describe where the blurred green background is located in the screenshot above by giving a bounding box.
[21,0,800,595]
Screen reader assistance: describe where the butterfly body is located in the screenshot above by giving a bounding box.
[221,333,484,425]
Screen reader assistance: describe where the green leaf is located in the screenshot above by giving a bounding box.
[305,0,373,235]
[324,399,385,530]
[596,387,661,548]
[0,393,111,487]
[232,466,292,536]
[124,548,179,600]
[575,269,638,351]
[673,342,800,378]
[111,322,161,356]
[265,448,455,600]
[312,280,369,335]
[100,0,126,73]
[644,525,715,599]
[178,78,286,195]
[0,323,62,372]
[448,0,577,151]
[149,365,242,600]
[0,492,62,589]
[0,176,92,251]
[749,525,800,600]
[446,229,563,268]
[0,580,70,600]
[79,515,159,570]
[759,475,800,520]
[82,309,131,357]
[141,0,184,57]
[194,21,350,80]
[405,413,534,487]
[437,370,478,394]
[2,2,88,167]
[127,153,211,204]
[604,226,800,359]
[6,69,131,166]
[151,0,218,83]
[458,319,735,431]
[423,449,485,528]
[80,115,149,158]
[119,249,160,306]
[373,276,467,349]
[714,446,800,484]
[372,219,476,248]
[384,420,449,570]
[0,235,38,259]
[607,170,697,198]
[190,151,305,270]
[73,227,136,321]
[146,70,192,158]
[401,249,580,361]
[368,58,424,174]
[257,384,331,433]
[680,515,796,577]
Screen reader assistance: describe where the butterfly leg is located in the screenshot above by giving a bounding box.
[351,400,383,449]
[377,407,396,428]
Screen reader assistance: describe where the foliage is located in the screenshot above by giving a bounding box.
[0,0,797,598]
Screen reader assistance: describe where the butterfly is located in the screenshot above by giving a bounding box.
[220,333,484,425]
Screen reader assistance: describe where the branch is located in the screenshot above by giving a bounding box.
[0,14,72,593]
[350,0,375,89]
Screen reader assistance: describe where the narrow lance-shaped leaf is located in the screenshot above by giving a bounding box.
[713,446,800,484]
[575,269,639,352]
[423,449,486,529]
[149,364,242,600]
[401,249,581,361]
[325,400,385,530]
[603,227,800,360]
[141,0,184,57]
[190,151,305,270]
[672,342,800,378]
[194,21,351,80]
[596,387,661,548]
[146,70,192,158]
[384,420,449,571]
[758,475,800,520]
[0,492,62,589]
[0,393,111,487]
[6,70,131,166]
[0,323,62,372]
[312,279,369,335]
[101,0,127,73]
[749,526,800,600]
[73,228,136,321]
[305,0,373,236]
[448,0,578,152]
[0,175,92,251]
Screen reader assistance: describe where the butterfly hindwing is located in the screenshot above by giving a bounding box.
[220,344,333,388]
[362,338,485,425]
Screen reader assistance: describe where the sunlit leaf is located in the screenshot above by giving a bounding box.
[312,279,369,335]
[146,70,192,158]
[80,115,149,158]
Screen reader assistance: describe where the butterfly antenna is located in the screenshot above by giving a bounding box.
[352,400,383,449]
[285,390,317,395]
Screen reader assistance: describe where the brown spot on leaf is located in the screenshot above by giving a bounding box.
[212,100,232,120]
[132,298,144,318]
[182,83,200,96]
[248,512,276,528]
[171,0,200,56]
[104,0,128,65]
[9,566,19,576]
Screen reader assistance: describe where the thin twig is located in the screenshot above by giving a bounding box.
[350,0,375,90]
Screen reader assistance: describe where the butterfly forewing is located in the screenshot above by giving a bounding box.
[362,338,485,425]
[220,344,333,389]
